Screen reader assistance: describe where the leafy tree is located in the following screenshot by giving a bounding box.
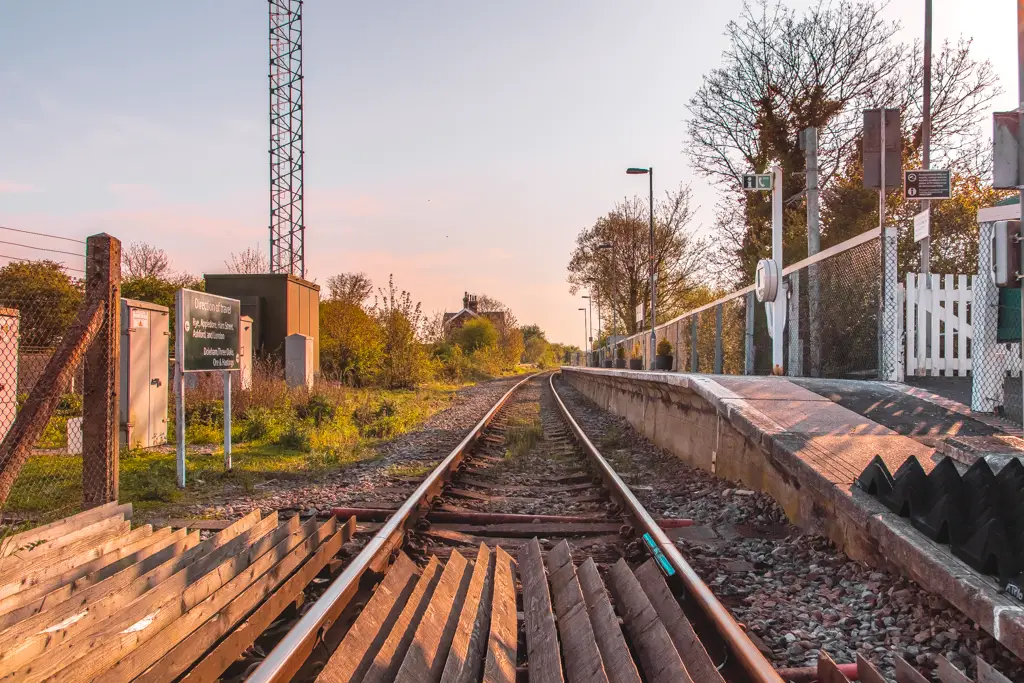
[121,273,203,350]
[122,242,171,279]
[326,272,373,307]
[521,324,546,344]
[373,275,430,388]
[455,318,498,353]
[567,185,707,333]
[0,261,82,347]
[523,336,549,364]
[319,299,383,385]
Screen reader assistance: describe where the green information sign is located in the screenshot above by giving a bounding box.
[176,289,241,372]
[998,287,1022,344]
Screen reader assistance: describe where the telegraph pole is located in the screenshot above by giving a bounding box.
[920,0,932,275]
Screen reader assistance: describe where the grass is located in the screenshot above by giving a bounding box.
[3,381,464,522]
[504,415,543,459]
[386,462,433,478]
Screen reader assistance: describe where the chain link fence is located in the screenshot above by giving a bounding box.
[0,235,121,532]
[607,228,892,380]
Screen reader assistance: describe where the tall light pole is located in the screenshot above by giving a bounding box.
[920,0,932,275]
[627,166,655,370]
[596,242,614,356]
[582,294,593,363]
[578,307,588,366]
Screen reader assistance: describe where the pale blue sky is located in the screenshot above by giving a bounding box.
[1,1,1018,346]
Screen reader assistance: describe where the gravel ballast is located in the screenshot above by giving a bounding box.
[553,376,1024,682]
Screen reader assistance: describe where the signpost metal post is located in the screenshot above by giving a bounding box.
[175,289,242,487]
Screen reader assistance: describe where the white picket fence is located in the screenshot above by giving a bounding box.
[905,273,974,376]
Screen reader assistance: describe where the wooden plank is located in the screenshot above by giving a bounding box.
[0,511,270,679]
[518,538,564,683]
[440,544,492,683]
[944,274,955,372]
[10,514,285,683]
[180,516,356,683]
[634,560,723,683]
[894,655,930,683]
[362,556,444,683]
[164,519,234,530]
[100,516,329,683]
[855,654,888,683]
[0,528,187,629]
[817,651,851,683]
[483,546,517,683]
[316,552,420,683]
[905,273,916,376]
[0,523,148,599]
[606,558,691,683]
[395,549,471,683]
[431,522,621,538]
[0,502,129,558]
[0,520,131,600]
[958,274,969,373]
[977,657,1014,683]
[576,559,640,683]
[545,541,609,683]
[0,514,127,583]
[0,528,193,634]
[934,654,971,683]
[917,273,928,373]
[930,273,941,374]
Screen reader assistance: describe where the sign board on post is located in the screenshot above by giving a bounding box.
[175,289,241,488]
[914,209,930,243]
[742,173,772,191]
[904,169,950,199]
[863,108,901,189]
[994,112,1020,189]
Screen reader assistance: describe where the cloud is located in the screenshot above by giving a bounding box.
[0,182,35,194]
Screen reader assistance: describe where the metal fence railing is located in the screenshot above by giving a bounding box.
[596,227,895,380]
[0,235,121,530]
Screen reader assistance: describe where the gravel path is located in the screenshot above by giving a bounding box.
[175,375,525,519]
[553,376,1024,682]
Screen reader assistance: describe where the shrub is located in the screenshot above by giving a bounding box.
[186,400,223,428]
[278,422,312,452]
[454,318,498,353]
[56,393,83,417]
[616,346,625,360]
[239,406,283,442]
[631,343,641,359]
[657,339,673,356]
[319,299,383,385]
[297,393,336,426]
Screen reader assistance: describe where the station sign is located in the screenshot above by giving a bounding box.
[904,169,951,200]
[176,289,241,372]
[742,173,772,191]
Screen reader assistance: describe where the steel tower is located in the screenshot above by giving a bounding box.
[269,0,304,277]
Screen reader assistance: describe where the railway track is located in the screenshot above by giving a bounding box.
[248,373,781,683]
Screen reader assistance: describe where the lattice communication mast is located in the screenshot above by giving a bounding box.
[269,0,304,277]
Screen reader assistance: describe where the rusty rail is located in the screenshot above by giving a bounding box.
[245,373,535,683]
[547,371,785,683]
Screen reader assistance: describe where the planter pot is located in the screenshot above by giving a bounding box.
[614,359,626,369]
[628,359,644,370]
[655,354,674,371]
[602,360,613,368]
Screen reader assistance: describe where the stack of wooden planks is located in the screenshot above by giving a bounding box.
[0,502,355,682]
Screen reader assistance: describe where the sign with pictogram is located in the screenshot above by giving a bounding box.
[904,169,951,200]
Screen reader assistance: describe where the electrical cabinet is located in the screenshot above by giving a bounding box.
[120,299,169,449]
[0,309,18,440]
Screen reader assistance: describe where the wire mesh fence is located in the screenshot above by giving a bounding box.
[607,228,890,381]
[0,235,120,531]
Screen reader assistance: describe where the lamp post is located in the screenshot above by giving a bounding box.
[627,166,655,370]
[596,242,614,358]
[578,307,588,366]
[582,294,593,365]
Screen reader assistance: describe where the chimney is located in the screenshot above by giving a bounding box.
[467,294,478,312]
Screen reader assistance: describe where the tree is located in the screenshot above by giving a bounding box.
[373,275,429,388]
[122,242,171,279]
[121,273,203,349]
[521,324,546,345]
[454,318,498,353]
[0,261,83,347]
[567,185,707,334]
[686,0,1001,285]
[319,300,383,385]
[325,272,373,307]
[473,294,524,369]
[225,246,268,274]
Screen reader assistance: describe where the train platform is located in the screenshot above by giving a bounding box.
[560,367,1024,663]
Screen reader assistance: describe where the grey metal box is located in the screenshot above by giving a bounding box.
[120,298,170,449]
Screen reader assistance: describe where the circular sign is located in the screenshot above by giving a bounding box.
[755,258,780,302]
[907,173,917,182]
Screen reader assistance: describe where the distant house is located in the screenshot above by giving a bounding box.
[443,292,506,334]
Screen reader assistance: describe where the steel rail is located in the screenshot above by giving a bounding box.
[548,371,784,683]
[246,373,535,683]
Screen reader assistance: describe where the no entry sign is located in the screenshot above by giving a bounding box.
[904,169,951,200]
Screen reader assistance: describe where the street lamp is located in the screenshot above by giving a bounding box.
[596,242,613,360]
[582,294,593,363]
[627,166,655,370]
[578,308,587,366]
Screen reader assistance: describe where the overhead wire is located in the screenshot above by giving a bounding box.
[0,226,85,244]
[0,253,84,273]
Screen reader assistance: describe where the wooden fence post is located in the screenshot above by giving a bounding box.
[82,234,121,508]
